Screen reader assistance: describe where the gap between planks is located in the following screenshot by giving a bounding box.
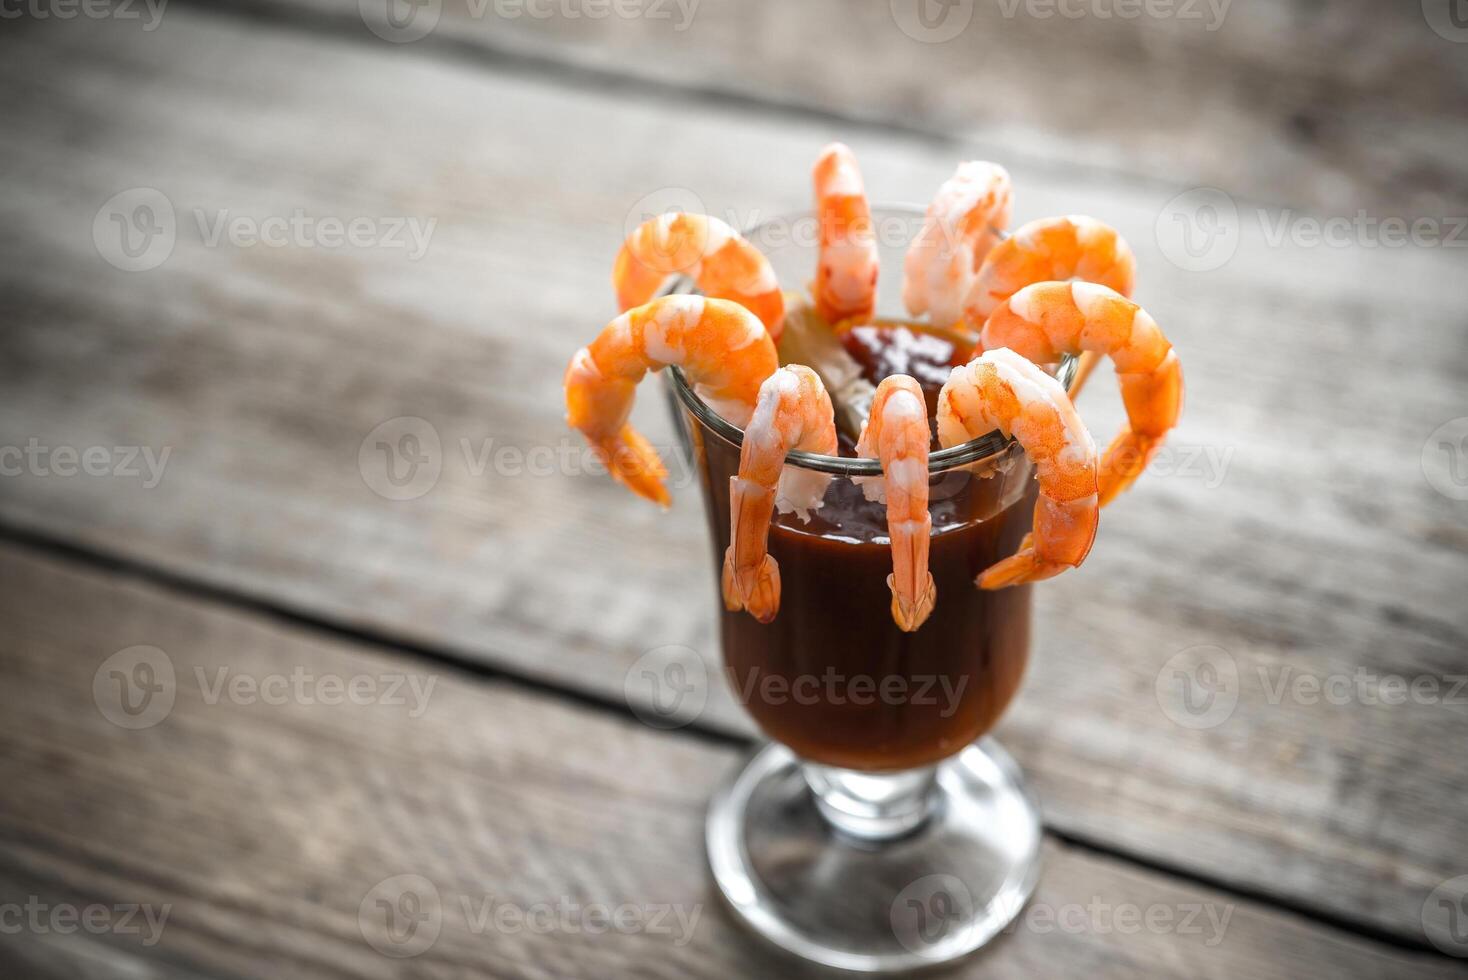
[0,518,1455,962]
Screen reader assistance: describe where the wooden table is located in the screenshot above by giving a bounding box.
[2,2,1465,976]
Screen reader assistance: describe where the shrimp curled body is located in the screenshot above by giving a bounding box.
[938,348,1099,589]
[565,296,777,507]
[979,281,1182,506]
[903,161,1013,328]
[613,213,785,341]
[857,375,937,631]
[812,143,879,324]
[960,215,1136,399]
[965,214,1136,322]
[721,366,838,623]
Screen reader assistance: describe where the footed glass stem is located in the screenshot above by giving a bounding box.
[707,740,1043,973]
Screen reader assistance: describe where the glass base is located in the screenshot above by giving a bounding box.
[706,739,1042,973]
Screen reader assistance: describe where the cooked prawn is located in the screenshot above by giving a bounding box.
[812,143,879,324]
[903,161,1013,328]
[613,212,785,341]
[965,214,1136,321]
[721,366,838,623]
[979,282,1181,506]
[938,348,1099,589]
[565,295,778,507]
[856,375,937,631]
[965,215,1136,399]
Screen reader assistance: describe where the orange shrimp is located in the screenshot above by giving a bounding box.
[565,295,778,507]
[979,282,1182,506]
[902,161,1013,328]
[856,375,937,631]
[613,212,785,341]
[721,366,838,623]
[938,348,1099,589]
[965,215,1136,321]
[812,143,879,324]
[966,215,1137,399]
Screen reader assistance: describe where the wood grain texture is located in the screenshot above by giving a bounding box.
[0,543,1463,978]
[1,4,1466,945]
[257,0,1468,215]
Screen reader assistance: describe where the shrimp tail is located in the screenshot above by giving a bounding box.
[723,475,782,622]
[976,549,1071,590]
[734,555,780,623]
[1098,429,1163,507]
[889,578,937,632]
[1099,347,1183,504]
[721,552,740,611]
[982,491,1098,588]
[888,517,936,632]
[594,426,671,508]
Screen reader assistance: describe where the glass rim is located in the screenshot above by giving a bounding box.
[663,204,1076,477]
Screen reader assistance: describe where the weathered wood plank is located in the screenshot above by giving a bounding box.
[255,0,1468,215]
[0,543,1462,978]
[1,6,1466,943]
[0,929,216,980]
